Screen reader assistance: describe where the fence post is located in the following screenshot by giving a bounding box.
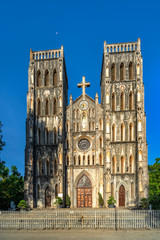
[115,208,117,230]
[95,211,96,228]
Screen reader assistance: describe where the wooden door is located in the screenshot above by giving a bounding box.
[77,175,92,207]
[45,187,51,208]
[119,185,125,207]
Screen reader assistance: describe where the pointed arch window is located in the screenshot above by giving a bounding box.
[131,182,134,198]
[77,109,79,118]
[99,153,103,165]
[54,159,58,175]
[53,128,56,144]
[111,183,114,197]
[99,119,103,130]
[73,109,76,119]
[78,156,81,165]
[67,156,69,166]
[106,122,109,133]
[59,96,62,107]
[46,159,50,175]
[92,122,95,131]
[137,64,140,75]
[77,123,79,132]
[112,156,116,174]
[120,63,124,80]
[55,184,58,198]
[74,156,76,165]
[99,136,103,148]
[129,155,134,173]
[106,66,109,77]
[106,93,109,104]
[129,123,133,141]
[120,92,125,110]
[83,155,85,165]
[139,150,142,161]
[112,124,116,142]
[46,128,49,145]
[37,70,41,87]
[129,62,133,80]
[88,155,90,165]
[137,90,141,102]
[138,120,141,132]
[107,152,110,162]
[59,153,62,165]
[37,99,41,116]
[121,123,125,141]
[121,156,125,174]
[53,98,57,115]
[53,69,57,86]
[39,159,42,175]
[111,63,116,81]
[92,155,95,165]
[45,99,49,116]
[129,92,133,110]
[112,93,116,111]
[30,98,33,110]
[38,128,41,145]
[45,70,49,86]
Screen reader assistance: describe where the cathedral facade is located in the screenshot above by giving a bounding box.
[24,39,148,208]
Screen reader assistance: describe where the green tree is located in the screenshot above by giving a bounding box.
[0,122,24,210]
[148,158,160,209]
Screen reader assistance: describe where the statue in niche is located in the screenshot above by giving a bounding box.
[82,114,87,129]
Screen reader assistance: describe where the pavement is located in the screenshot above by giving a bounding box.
[0,229,160,240]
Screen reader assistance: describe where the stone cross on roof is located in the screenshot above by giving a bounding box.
[77,76,90,95]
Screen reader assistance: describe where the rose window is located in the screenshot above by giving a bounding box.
[78,139,90,151]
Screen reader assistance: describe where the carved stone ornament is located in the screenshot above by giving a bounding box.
[78,138,90,151]
[44,90,50,96]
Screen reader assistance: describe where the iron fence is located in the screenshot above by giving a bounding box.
[0,210,160,230]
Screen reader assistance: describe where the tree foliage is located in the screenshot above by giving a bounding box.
[149,158,160,209]
[0,122,24,210]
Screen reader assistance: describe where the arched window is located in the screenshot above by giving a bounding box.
[59,96,62,107]
[53,128,56,144]
[121,156,125,174]
[107,152,110,162]
[55,184,58,198]
[99,136,103,148]
[78,156,81,165]
[92,122,95,131]
[46,128,49,145]
[45,99,49,116]
[139,180,143,192]
[129,92,133,110]
[53,69,57,86]
[112,156,116,174]
[138,120,141,131]
[129,62,133,80]
[46,159,49,175]
[73,123,76,132]
[37,99,41,116]
[129,155,134,173]
[89,122,91,131]
[59,153,62,165]
[88,155,90,165]
[129,123,133,141]
[139,150,142,161]
[92,155,95,165]
[131,182,134,198]
[38,128,41,144]
[37,70,41,87]
[39,159,42,175]
[54,159,57,175]
[67,139,69,150]
[83,155,85,165]
[106,121,110,133]
[137,64,140,75]
[77,123,79,132]
[37,184,40,199]
[137,90,141,102]
[99,119,103,130]
[59,125,62,136]
[53,98,57,114]
[121,123,125,141]
[120,92,125,110]
[99,153,103,165]
[112,124,116,142]
[92,109,95,117]
[106,93,109,104]
[45,70,49,86]
[111,63,116,81]
[89,108,91,117]
[74,156,76,165]
[112,93,116,111]
[106,66,109,77]
[120,63,124,80]
[66,122,69,132]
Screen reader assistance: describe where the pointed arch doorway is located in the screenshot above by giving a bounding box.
[119,185,125,207]
[45,187,51,208]
[77,174,92,207]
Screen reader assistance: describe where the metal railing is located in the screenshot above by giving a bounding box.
[0,210,160,230]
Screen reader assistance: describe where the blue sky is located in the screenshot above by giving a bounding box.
[0,0,160,175]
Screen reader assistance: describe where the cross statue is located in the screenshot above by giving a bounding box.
[77,76,90,95]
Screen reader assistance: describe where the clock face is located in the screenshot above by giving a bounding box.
[79,101,88,110]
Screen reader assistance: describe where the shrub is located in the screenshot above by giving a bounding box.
[139,198,149,209]
[17,200,28,210]
[107,196,116,206]
[54,197,63,206]
[66,194,71,207]
[98,192,104,206]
